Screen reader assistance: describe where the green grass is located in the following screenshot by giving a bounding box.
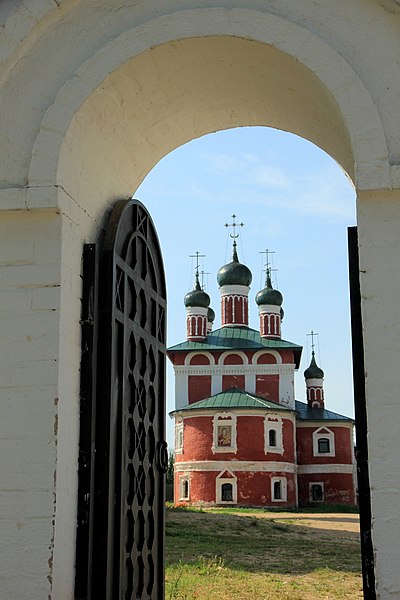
[166,507,362,599]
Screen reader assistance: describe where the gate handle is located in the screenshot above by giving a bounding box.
[156,441,168,473]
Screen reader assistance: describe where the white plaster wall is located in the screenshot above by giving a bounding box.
[0,1,399,598]
[357,189,400,598]
[0,205,62,598]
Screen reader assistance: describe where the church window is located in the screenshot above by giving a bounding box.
[310,483,324,502]
[216,471,237,504]
[212,413,237,453]
[179,477,190,500]
[221,483,233,502]
[271,477,287,502]
[264,415,284,454]
[269,429,277,447]
[175,419,184,454]
[318,437,330,454]
[313,427,335,457]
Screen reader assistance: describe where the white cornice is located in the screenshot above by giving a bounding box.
[175,460,296,473]
[173,364,295,376]
[174,409,296,419]
[297,464,354,474]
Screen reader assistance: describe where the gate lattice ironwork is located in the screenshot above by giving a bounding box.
[76,199,167,600]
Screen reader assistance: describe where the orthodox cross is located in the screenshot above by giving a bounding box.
[307,330,319,353]
[189,251,205,278]
[225,214,244,239]
[260,249,277,280]
[199,269,210,289]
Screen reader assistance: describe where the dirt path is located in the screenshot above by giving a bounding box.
[228,510,360,538]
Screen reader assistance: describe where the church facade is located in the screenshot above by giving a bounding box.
[168,239,356,508]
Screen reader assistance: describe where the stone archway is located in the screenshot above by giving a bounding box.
[1,2,400,599]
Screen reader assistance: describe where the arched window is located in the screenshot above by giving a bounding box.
[221,483,233,502]
[179,476,190,500]
[269,429,277,447]
[310,483,324,502]
[264,415,284,454]
[271,477,287,502]
[216,471,237,504]
[273,480,281,500]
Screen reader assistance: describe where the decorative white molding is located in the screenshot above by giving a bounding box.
[220,285,250,296]
[175,419,183,454]
[252,349,282,364]
[173,364,294,376]
[184,351,216,366]
[179,475,190,501]
[264,414,284,455]
[271,476,287,502]
[212,412,237,453]
[218,350,249,365]
[175,460,296,473]
[174,410,296,420]
[298,464,353,474]
[296,421,353,429]
[313,426,335,457]
[216,469,237,504]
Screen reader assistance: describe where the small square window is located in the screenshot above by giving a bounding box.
[317,438,330,454]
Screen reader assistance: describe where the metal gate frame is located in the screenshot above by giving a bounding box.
[76,199,167,600]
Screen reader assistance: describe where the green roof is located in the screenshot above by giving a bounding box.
[171,387,292,415]
[295,401,353,422]
[167,326,302,368]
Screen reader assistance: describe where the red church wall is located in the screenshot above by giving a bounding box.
[176,415,295,463]
[297,473,355,506]
[257,353,277,364]
[175,471,297,507]
[222,374,245,390]
[188,375,211,404]
[190,354,210,365]
[296,426,353,464]
[223,353,243,365]
[256,374,279,401]
[176,416,213,461]
[279,350,295,364]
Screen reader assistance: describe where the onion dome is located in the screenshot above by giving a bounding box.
[184,273,210,308]
[304,351,324,379]
[217,241,252,287]
[207,307,215,323]
[255,270,283,306]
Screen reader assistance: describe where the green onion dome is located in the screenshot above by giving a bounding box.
[304,352,324,379]
[184,274,210,308]
[207,307,215,323]
[217,242,252,287]
[255,271,283,306]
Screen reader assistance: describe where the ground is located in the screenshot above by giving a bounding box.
[166,506,362,599]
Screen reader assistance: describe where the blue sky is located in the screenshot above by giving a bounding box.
[135,126,357,447]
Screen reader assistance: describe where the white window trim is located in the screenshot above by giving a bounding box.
[313,426,335,457]
[212,412,237,454]
[179,475,190,501]
[309,482,324,503]
[216,470,237,504]
[271,477,287,502]
[264,414,284,455]
[175,418,184,454]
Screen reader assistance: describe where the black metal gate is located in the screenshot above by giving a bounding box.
[76,199,167,600]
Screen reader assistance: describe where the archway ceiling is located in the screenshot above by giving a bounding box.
[0,1,398,205]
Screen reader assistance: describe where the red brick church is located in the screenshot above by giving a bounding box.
[168,231,356,508]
